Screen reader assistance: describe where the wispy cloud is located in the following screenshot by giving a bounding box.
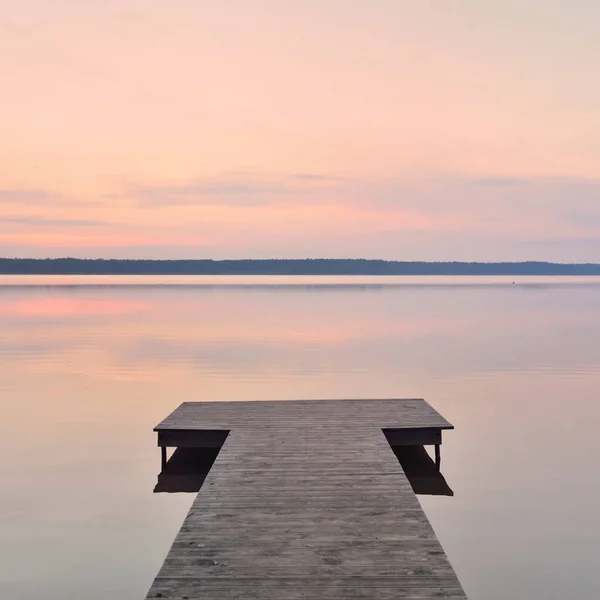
[4,172,600,262]
[127,172,342,208]
[470,177,532,187]
[0,189,60,205]
[563,212,600,228]
[1,216,107,227]
[291,173,339,182]
[0,189,104,207]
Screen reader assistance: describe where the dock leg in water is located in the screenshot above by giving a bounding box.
[435,444,441,469]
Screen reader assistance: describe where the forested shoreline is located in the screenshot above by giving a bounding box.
[2,258,600,275]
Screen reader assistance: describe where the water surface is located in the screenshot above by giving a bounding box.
[1,276,599,599]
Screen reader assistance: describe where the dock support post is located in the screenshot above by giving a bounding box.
[435,444,441,470]
[161,446,167,470]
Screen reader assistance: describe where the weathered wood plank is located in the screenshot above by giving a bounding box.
[154,399,454,431]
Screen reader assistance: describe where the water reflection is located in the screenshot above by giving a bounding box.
[1,277,600,600]
[0,296,149,318]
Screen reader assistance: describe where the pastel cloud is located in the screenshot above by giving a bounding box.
[2,174,600,260]
[2,216,107,227]
[128,172,338,207]
[470,178,532,188]
[0,189,63,205]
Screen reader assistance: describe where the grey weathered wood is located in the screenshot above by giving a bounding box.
[147,399,466,599]
[154,399,454,431]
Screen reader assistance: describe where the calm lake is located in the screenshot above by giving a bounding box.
[1,275,599,599]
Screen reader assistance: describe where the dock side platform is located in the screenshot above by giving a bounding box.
[147,399,466,599]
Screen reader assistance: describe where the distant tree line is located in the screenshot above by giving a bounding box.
[1,258,600,275]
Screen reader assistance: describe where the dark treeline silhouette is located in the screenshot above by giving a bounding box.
[2,258,600,275]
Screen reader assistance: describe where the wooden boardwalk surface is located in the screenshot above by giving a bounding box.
[147,399,466,599]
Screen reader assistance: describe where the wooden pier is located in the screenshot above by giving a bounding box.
[147,399,466,599]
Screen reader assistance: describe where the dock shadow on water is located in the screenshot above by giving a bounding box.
[154,448,222,493]
[388,445,454,496]
[154,443,453,496]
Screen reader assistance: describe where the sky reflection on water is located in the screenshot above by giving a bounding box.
[1,276,599,599]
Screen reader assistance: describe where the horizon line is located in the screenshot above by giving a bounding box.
[2,258,600,265]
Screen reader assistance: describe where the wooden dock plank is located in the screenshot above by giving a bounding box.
[154,399,454,431]
[147,399,466,599]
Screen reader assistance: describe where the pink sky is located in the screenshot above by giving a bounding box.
[1,1,600,260]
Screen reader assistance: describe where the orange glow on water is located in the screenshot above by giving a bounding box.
[0,297,150,317]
